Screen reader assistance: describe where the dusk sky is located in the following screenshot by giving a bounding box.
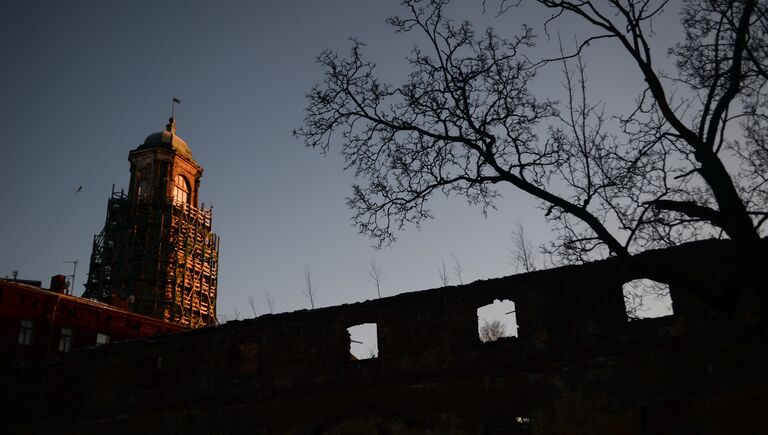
[0,1,682,320]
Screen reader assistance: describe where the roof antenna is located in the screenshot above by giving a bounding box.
[62,260,78,295]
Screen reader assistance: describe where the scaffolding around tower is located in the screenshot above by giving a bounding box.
[84,186,219,328]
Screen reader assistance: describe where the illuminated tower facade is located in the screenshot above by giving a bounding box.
[84,118,219,327]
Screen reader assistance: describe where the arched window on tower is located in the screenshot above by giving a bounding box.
[172,174,190,205]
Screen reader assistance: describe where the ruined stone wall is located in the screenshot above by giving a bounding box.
[3,239,767,434]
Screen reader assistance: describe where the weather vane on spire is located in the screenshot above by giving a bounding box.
[171,96,181,118]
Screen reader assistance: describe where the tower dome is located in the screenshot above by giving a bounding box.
[138,117,192,159]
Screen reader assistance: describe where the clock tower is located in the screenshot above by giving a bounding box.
[84,118,219,327]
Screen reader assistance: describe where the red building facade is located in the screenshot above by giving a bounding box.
[0,278,184,361]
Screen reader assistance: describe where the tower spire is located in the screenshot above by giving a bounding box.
[166,117,177,134]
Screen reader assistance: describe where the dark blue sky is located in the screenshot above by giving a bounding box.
[0,1,681,319]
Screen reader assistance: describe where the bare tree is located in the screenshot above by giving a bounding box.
[529,0,766,249]
[247,296,258,317]
[367,258,384,298]
[509,220,538,273]
[298,0,765,264]
[479,319,507,342]
[450,253,464,284]
[302,265,317,309]
[263,292,276,314]
[437,259,450,286]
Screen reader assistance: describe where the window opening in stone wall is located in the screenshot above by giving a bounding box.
[18,318,34,346]
[477,299,518,342]
[59,327,73,352]
[348,323,378,360]
[622,278,673,320]
[172,174,190,205]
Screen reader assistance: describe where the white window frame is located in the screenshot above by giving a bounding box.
[18,318,34,346]
[95,332,110,346]
[59,327,73,352]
